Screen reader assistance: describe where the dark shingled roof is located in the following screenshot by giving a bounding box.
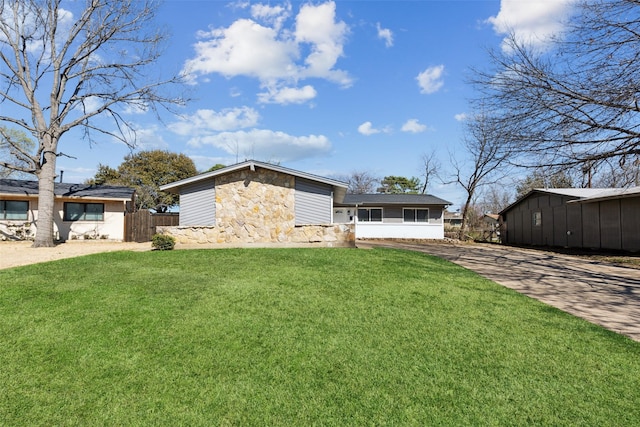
[339,193,452,206]
[0,179,134,200]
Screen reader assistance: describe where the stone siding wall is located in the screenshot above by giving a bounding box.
[157,223,355,247]
[214,168,295,243]
[159,167,355,246]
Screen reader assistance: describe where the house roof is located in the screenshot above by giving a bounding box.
[530,188,610,198]
[338,193,452,206]
[0,179,135,200]
[444,210,462,220]
[499,187,639,215]
[160,160,349,202]
[568,186,640,204]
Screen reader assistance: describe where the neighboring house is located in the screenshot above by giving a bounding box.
[334,193,451,240]
[500,187,640,251]
[443,210,463,229]
[159,160,452,245]
[0,179,135,241]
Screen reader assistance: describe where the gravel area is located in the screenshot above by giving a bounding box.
[0,241,151,270]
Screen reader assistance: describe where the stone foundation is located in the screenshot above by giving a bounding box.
[157,223,355,247]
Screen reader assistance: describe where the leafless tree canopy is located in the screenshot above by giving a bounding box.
[473,0,640,172]
[0,0,185,246]
[448,107,511,240]
[478,185,512,215]
[344,170,379,194]
[420,150,440,194]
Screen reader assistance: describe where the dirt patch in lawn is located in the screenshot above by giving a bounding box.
[0,241,151,270]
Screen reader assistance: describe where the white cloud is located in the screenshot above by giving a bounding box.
[186,129,332,163]
[295,1,351,85]
[117,125,169,151]
[168,106,331,163]
[357,121,391,136]
[358,121,380,136]
[251,2,291,31]
[169,107,260,135]
[487,0,576,50]
[182,1,350,105]
[454,113,468,122]
[79,96,102,115]
[257,85,317,105]
[417,65,445,94]
[401,119,427,133]
[183,19,297,82]
[376,23,393,47]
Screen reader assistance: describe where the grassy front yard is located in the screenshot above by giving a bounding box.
[1,248,639,425]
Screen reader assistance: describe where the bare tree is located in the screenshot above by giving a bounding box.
[343,170,379,194]
[473,0,640,171]
[448,108,511,240]
[419,150,440,194]
[591,156,640,187]
[515,168,575,199]
[0,0,184,247]
[478,184,512,214]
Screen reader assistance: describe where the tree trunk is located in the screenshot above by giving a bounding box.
[32,150,58,247]
[458,197,472,241]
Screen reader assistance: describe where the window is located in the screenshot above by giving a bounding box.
[533,211,542,227]
[1,200,28,220]
[403,208,429,223]
[64,202,104,221]
[357,208,382,222]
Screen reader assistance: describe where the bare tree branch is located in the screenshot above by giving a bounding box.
[472,0,640,172]
[447,106,512,240]
[0,0,187,246]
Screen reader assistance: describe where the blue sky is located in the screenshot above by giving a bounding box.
[54,0,576,209]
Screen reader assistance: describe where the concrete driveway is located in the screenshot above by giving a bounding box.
[358,241,640,342]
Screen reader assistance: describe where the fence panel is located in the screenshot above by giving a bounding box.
[125,211,179,242]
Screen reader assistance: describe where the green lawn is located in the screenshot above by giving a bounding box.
[1,248,639,426]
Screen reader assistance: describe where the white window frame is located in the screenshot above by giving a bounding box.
[357,207,383,222]
[403,208,429,223]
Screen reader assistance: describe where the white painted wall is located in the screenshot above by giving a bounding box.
[355,222,444,239]
[54,200,127,241]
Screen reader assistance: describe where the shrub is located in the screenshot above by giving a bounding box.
[151,234,176,251]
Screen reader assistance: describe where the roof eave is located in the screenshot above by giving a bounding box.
[160,160,349,195]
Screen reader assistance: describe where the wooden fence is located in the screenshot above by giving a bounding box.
[124,210,179,242]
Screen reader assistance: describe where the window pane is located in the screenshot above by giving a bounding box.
[64,203,85,221]
[404,209,415,222]
[4,200,28,220]
[370,208,382,222]
[84,203,104,221]
[416,209,429,222]
[533,212,542,226]
[357,208,369,222]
